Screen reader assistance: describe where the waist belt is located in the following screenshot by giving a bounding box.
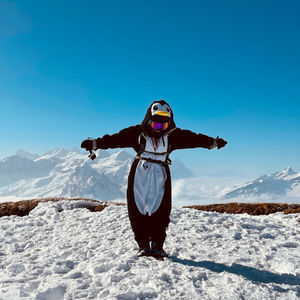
[135,155,172,167]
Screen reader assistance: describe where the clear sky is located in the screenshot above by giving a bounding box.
[0,0,300,178]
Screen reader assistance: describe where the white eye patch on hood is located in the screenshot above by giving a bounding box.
[151,102,171,117]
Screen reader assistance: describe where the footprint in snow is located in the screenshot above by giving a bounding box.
[281,242,298,248]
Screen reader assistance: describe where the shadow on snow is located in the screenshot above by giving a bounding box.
[171,257,300,286]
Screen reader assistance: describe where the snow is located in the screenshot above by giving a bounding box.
[0,201,299,299]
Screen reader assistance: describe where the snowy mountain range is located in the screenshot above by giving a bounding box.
[0,148,195,201]
[220,167,300,200]
[0,148,299,203]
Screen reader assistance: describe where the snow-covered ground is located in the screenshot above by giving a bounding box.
[0,201,299,299]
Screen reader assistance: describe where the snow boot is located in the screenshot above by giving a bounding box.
[137,240,151,257]
[150,241,168,259]
[137,246,151,257]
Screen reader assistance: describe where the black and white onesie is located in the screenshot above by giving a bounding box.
[94,101,221,250]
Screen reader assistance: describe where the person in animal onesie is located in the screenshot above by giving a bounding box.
[81,100,227,258]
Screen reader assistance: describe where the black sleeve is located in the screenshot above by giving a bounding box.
[169,128,215,151]
[96,125,141,151]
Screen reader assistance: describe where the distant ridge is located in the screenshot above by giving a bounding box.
[220,167,300,199]
[0,148,195,201]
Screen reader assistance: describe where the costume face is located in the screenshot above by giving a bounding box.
[141,100,175,138]
[149,102,171,133]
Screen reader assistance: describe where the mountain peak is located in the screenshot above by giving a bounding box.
[170,158,196,179]
[285,166,294,173]
[47,148,69,156]
[273,166,296,179]
[36,148,70,160]
[110,150,133,161]
[221,166,298,199]
[0,148,202,200]
[15,149,40,160]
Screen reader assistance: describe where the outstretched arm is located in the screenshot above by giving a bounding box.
[81,125,141,151]
[169,128,227,151]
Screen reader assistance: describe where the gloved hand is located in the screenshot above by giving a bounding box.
[216,137,227,149]
[209,136,227,150]
[81,138,98,151]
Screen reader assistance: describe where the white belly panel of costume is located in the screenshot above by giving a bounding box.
[134,134,168,216]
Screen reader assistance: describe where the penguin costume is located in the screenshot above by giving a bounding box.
[81,100,227,258]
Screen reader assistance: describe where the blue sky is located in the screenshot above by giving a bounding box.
[0,0,299,178]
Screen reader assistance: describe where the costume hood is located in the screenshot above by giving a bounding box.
[141,100,176,138]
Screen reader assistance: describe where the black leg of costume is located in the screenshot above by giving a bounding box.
[127,160,172,250]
